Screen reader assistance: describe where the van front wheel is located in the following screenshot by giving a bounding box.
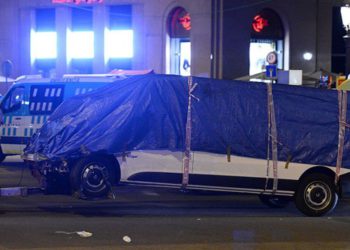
[70,156,117,199]
[295,173,338,217]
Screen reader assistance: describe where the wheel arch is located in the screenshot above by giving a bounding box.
[102,153,121,184]
[299,166,336,183]
[0,145,7,162]
[297,166,340,196]
[338,171,350,198]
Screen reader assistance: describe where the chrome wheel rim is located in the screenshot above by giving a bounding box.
[304,181,332,211]
[82,163,108,193]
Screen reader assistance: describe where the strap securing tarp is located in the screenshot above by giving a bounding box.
[265,83,279,192]
[182,77,198,189]
[336,90,348,184]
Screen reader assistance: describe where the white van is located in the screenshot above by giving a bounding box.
[22,74,350,217]
[0,74,123,161]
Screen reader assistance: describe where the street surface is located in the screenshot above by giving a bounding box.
[1,156,350,249]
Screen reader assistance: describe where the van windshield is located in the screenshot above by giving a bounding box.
[1,86,24,113]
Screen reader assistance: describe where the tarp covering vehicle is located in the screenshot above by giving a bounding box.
[25,74,343,166]
[22,74,350,216]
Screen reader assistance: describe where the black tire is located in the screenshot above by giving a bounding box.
[259,195,291,208]
[70,155,118,199]
[295,173,338,217]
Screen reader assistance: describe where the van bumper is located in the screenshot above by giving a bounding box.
[22,154,70,192]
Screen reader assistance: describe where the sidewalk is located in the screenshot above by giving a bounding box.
[0,155,38,188]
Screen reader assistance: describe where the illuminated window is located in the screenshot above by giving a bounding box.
[180,41,191,76]
[167,7,191,76]
[107,5,133,70]
[249,9,285,76]
[31,8,56,75]
[31,31,57,60]
[67,31,94,59]
[249,41,275,75]
[72,7,93,31]
[105,29,133,59]
[69,7,93,73]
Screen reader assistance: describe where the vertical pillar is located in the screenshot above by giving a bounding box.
[93,5,108,73]
[133,4,145,70]
[210,0,223,79]
[19,8,35,75]
[56,7,71,77]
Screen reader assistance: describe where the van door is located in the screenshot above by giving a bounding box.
[0,85,27,155]
[191,151,268,193]
[120,150,187,187]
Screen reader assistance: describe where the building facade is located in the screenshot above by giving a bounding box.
[0,0,346,80]
[214,0,345,80]
[0,0,212,78]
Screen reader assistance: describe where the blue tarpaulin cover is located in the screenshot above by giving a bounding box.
[24,74,350,168]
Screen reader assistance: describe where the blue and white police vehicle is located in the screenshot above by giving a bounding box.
[0,74,124,161]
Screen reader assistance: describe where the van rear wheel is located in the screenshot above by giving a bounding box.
[295,173,338,217]
[70,155,118,199]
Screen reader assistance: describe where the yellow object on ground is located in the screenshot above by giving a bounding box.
[337,78,350,90]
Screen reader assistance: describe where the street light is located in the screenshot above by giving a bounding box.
[341,4,350,75]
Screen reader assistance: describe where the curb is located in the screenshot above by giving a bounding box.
[0,187,42,197]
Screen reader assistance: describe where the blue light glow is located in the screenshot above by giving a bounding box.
[105,29,134,60]
[67,30,94,59]
[30,31,57,62]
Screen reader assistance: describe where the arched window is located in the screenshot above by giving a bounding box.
[249,9,285,75]
[166,7,191,76]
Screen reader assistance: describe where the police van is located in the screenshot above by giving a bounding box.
[0,74,124,161]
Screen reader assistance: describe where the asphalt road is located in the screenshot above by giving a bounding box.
[1,156,350,249]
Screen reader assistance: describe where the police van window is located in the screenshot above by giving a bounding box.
[1,87,25,113]
[30,102,35,111]
[29,85,64,115]
[56,88,62,97]
[36,102,41,111]
[33,88,38,97]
